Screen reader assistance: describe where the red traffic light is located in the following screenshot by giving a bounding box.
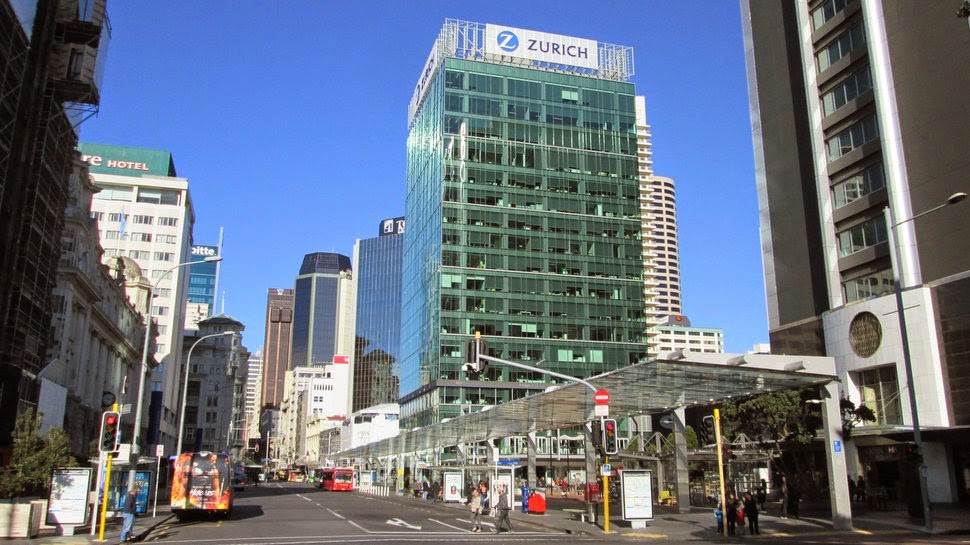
[105,414,118,426]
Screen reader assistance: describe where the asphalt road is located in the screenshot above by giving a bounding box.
[144,481,590,544]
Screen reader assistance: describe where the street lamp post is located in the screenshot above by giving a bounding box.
[884,191,966,531]
[176,331,235,460]
[127,255,222,493]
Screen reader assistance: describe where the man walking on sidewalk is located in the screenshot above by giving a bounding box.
[494,484,513,533]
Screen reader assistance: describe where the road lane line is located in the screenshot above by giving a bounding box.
[428,517,470,531]
[327,508,345,519]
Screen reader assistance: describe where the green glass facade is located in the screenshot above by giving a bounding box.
[401,54,646,430]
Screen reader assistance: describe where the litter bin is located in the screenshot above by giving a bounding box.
[521,486,530,513]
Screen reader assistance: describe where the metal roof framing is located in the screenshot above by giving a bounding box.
[339,350,838,460]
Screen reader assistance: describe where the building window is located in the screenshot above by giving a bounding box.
[137,189,180,205]
[154,252,174,262]
[132,214,153,225]
[151,305,169,316]
[128,249,150,259]
[822,67,872,116]
[93,186,133,201]
[816,24,865,72]
[837,216,887,256]
[812,0,852,30]
[131,232,152,242]
[856,366,902,425]
[158,217,179,227]
[842,269,893,303]
[90,211,105,221]
[826,115,878,162]
[832,163,885,208]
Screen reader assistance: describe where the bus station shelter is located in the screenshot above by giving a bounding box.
[339,350,853,529]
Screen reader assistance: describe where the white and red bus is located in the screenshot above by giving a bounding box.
[315,467,354,491]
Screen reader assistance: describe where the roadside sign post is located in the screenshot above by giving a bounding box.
[153,444,164,517]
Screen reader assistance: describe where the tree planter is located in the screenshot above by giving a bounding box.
[0,499,43,538]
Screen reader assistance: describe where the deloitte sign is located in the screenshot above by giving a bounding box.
[192,245,218,258]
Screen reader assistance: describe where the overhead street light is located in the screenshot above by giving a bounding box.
[176,331,236,460]
[884,191,965,532]
[127,255,223,494]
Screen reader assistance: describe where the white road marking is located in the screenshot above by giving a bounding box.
[387,517,422,530]
[428,517,470,531]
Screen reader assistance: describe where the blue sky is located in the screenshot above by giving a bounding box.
[80,1,768,354]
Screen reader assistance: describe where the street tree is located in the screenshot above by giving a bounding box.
[0,409,77,499]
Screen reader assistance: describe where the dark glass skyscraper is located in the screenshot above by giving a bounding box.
[291,252,353,367]
[401,20,646,429]
[352,218,404,412]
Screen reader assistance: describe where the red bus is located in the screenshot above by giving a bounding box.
[171,451,233,519]
[316,468,354,491]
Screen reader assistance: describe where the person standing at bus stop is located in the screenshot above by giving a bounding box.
[120,484,140,543]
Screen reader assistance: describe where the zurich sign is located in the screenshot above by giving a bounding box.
[496,30,519,52]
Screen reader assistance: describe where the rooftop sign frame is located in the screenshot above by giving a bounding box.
[409,19,635,125]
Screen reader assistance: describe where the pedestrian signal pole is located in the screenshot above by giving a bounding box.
[714,409,727,537]
[97,403,119,542]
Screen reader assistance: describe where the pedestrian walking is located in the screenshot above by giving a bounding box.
[120,484,140,543]
[494,484,513,533]
[855,475,866,503]
[780,475,789,518]
[468,487,483,532]
[714,503,724,535]
[757,479,767,512]
[726,494,738,536]
[743,491,760,535]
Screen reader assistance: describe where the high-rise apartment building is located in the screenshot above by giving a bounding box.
[635,96,683,354]
[261,288,293,409]
[79,142,195,449]
[244,350,263,445]
[351,218,404,413]
[743,1,970,503]
[291,252,355,367]
[184,241,222,330]
[0,0,108,453]
[401,20,647,429]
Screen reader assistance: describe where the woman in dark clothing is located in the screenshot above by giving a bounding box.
[743,492,760,535]
[726,494,738,536]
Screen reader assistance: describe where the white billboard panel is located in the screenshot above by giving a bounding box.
[485,24,599,70]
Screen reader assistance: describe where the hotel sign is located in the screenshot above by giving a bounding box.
[485,24,599,70]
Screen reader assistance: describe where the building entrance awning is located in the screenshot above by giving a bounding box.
[340,350,837,460]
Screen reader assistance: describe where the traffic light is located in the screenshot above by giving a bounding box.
[700,415,715,446]
[603,418,618,455]
[99,411,120,454]
[462,334,488,375]
[591,419,603,451]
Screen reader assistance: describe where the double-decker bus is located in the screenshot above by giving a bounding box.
[171,451,233,519]
[315,467,354,491]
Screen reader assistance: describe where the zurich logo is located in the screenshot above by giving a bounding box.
[496,30,519,52]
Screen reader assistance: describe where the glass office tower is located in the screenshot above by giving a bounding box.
[351,218,404,412]
[291,252,353,367]
[401,20,646,428]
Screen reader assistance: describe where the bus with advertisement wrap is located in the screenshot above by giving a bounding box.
[171,451,233,519]
[315,467,354,491]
